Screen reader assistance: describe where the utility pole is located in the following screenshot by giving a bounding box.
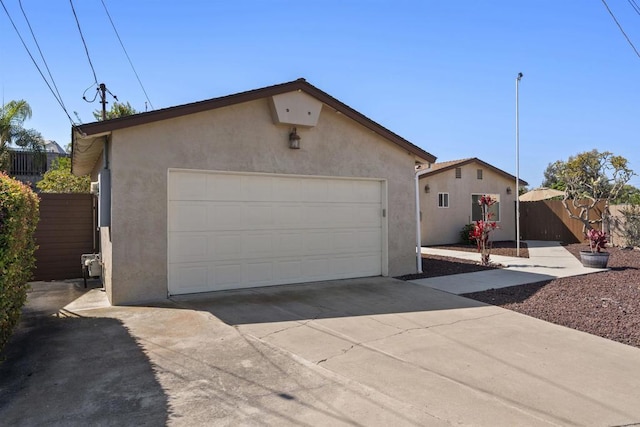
[99,83,107,121]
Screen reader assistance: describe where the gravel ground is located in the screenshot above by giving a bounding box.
[463,244,640,349]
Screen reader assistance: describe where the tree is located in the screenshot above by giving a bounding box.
[93,101,137,121]
[0,100,44,171]
[542,160,566,190]
[36,157,90,193]
[559,149,635,233]
[612,184,640,205]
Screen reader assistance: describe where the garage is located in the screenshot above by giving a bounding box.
[168,170,387,295]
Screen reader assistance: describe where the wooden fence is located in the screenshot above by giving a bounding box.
[519,200,604,243]
[33,193,97,281]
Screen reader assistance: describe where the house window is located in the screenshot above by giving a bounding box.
[438,192,449,208]
[477,169,483,180]
[471,194,500,221]
[455,167,462,179]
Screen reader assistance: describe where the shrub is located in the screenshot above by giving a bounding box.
[0,172,39,353]
[460,223,476,245]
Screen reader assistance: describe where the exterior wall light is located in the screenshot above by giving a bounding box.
[506,186,512,195]
[424,184,430,193]
[289,127,301,149]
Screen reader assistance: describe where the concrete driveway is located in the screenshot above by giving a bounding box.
[2,278,640,426]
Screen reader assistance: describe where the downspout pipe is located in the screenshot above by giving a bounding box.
[415,166,432,273]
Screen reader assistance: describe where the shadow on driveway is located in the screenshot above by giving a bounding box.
[171,277,487,326]
[0,281,170,426]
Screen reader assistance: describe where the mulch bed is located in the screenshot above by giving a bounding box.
[395,241,527,281]
[463,244,640,349]
[431,241,530,258]
[396,255,499,281]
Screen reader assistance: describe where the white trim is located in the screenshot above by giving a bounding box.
[415,168,432,273]
[437,192,449,208]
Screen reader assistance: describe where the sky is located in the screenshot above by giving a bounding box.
[1,0,639,188]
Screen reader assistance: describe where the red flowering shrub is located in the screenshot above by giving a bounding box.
[586,229,607,253]
[470,195,499,265]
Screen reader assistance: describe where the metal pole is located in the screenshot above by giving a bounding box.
[100,83,107,121]
[516,72,523,257]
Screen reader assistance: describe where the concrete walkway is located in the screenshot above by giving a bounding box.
[410,240,606,294]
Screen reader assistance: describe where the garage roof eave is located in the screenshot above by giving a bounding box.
[72,78,437,164]
[72,130,107,176]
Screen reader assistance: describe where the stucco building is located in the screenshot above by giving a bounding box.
[72,79,436,305]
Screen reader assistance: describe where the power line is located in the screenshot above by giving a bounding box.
[69,0,98,84]
[601,0,640,59]
[99,0,154,109]
[628,0,640,15]
[0,0,76,126]
[18,0,65,109]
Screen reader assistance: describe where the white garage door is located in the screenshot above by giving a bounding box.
[168,170,386,295]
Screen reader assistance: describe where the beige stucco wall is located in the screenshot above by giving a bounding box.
[90,149,114,303]
[420,163,519,246]
[104,97,422,304]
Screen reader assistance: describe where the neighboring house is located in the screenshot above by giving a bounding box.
[9,140,68,186]
[71,78,437,305]
[418,158,528,246]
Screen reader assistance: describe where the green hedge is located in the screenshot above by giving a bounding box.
[0,172,39,353]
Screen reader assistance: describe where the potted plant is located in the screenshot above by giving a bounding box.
[579,229,610,268]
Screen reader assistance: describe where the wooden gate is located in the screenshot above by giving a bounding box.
[33,193,96,281]
[519,200,603,243]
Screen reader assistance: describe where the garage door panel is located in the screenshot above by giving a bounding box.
[207,174,243,201]
[209,233,242,261]
[170,172,207,201]
[356,255,382,275]
[358,205,382,226]
[170,233,208,263]
[301,204,330,228]
[169,171,384,295]
[330,180,358,203]
[302,180,329,202]
[275,260,303,281]
[210,204,244,230]
[355,181,382,203]
[243,176,273,201]
[332,231,357,252]
[304,232,333,254]
[243,232,274,258]
[327,205,356,226]
[243,204,274,229]
[213,263,243,287]
[171,264,208,292]
[245,261,274,284]
[301,257,331,279]
[275,232,304,255]
[273,177,302,202]
[274,204,303,227]
[358,229,383,248]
